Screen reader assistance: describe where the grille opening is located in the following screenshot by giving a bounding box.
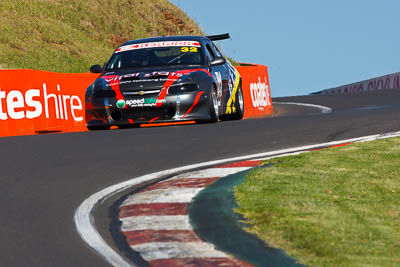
[166,107,176,118]
[111,110,122,121]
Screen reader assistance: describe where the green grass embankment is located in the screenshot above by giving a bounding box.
[0,0,203,72]
[235,137,400,266]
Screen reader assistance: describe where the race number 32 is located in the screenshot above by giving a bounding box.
[181,47,198,53]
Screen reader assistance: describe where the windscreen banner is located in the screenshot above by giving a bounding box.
[0,70,97,137]
[236,64,273,118]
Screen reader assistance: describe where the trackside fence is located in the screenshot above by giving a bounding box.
[314,72,400,95]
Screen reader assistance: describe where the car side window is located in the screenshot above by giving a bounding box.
[210,43,222,58]
[205,43,216,63]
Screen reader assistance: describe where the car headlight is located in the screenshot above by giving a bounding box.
[91,79,117,98]
[93,90,116,98]
[168,84,199,94]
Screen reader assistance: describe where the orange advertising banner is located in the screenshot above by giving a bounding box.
[0,70,97,137]
[236,64,273,118]
[0,66,272,138]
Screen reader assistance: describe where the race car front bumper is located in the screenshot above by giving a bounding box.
[85,91,210,127]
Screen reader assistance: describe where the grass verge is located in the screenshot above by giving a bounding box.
[235,137,400,267]
[0,0,203,72]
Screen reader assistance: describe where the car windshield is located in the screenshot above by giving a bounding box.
[105,41,204,70]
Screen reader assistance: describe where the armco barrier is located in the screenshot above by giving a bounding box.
[0,65,273,138]
[236,64,273,118]
[0,70,97,137]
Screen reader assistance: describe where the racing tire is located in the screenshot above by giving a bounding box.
[87,125,110,131]
[230,82,244,120]
[220,81,244,121]
[207,85,219,123]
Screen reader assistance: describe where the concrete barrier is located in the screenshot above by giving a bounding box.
[0,70,97,137]
[236,64,273,118]
[0,65,273,137]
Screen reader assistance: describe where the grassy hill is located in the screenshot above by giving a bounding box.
[0,0,203,73]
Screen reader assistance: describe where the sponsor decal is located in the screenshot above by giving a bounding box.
[250,77,271,109]
[116,41,201,53]
[227,64,238,96]
[116,99,126,109]
[143,72,183,78]
[125,98,166,108]
[103,72,185,83]
[214,72,223,105]
[0,83,83,121]
[225,68,241,114]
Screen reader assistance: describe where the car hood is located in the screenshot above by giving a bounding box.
[99,67,211,93]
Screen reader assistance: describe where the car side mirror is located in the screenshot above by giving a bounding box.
[90,64,103,73]
[210,57,226,67]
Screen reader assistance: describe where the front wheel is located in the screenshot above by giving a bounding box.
[220,82,244,121]
[230,82,244,120]
[208,85,219,122]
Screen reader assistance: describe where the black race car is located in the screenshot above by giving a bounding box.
[85,34,244,129]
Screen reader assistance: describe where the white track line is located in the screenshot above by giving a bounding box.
[74,130,400,267]
[273,102,333,113]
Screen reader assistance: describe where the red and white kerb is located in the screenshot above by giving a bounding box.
[116,41,201,53]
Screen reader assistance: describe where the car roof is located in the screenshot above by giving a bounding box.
[121,35,208,47]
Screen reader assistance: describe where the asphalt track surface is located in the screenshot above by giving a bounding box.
[1,89,400,266]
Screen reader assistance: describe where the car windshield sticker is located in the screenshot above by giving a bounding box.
[180,47,198,53]
[116,41,201,53]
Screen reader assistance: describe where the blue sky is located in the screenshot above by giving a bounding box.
[170,0,400,97]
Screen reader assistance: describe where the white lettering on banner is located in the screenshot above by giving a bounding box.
[43,83,59,119]
[25,89,42,119]
[0,84,83,121]
[7,90,25,119]
[320,72,400,94]
[250,77,271,108]
[71,96,83,122]
[0,89,6,120]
